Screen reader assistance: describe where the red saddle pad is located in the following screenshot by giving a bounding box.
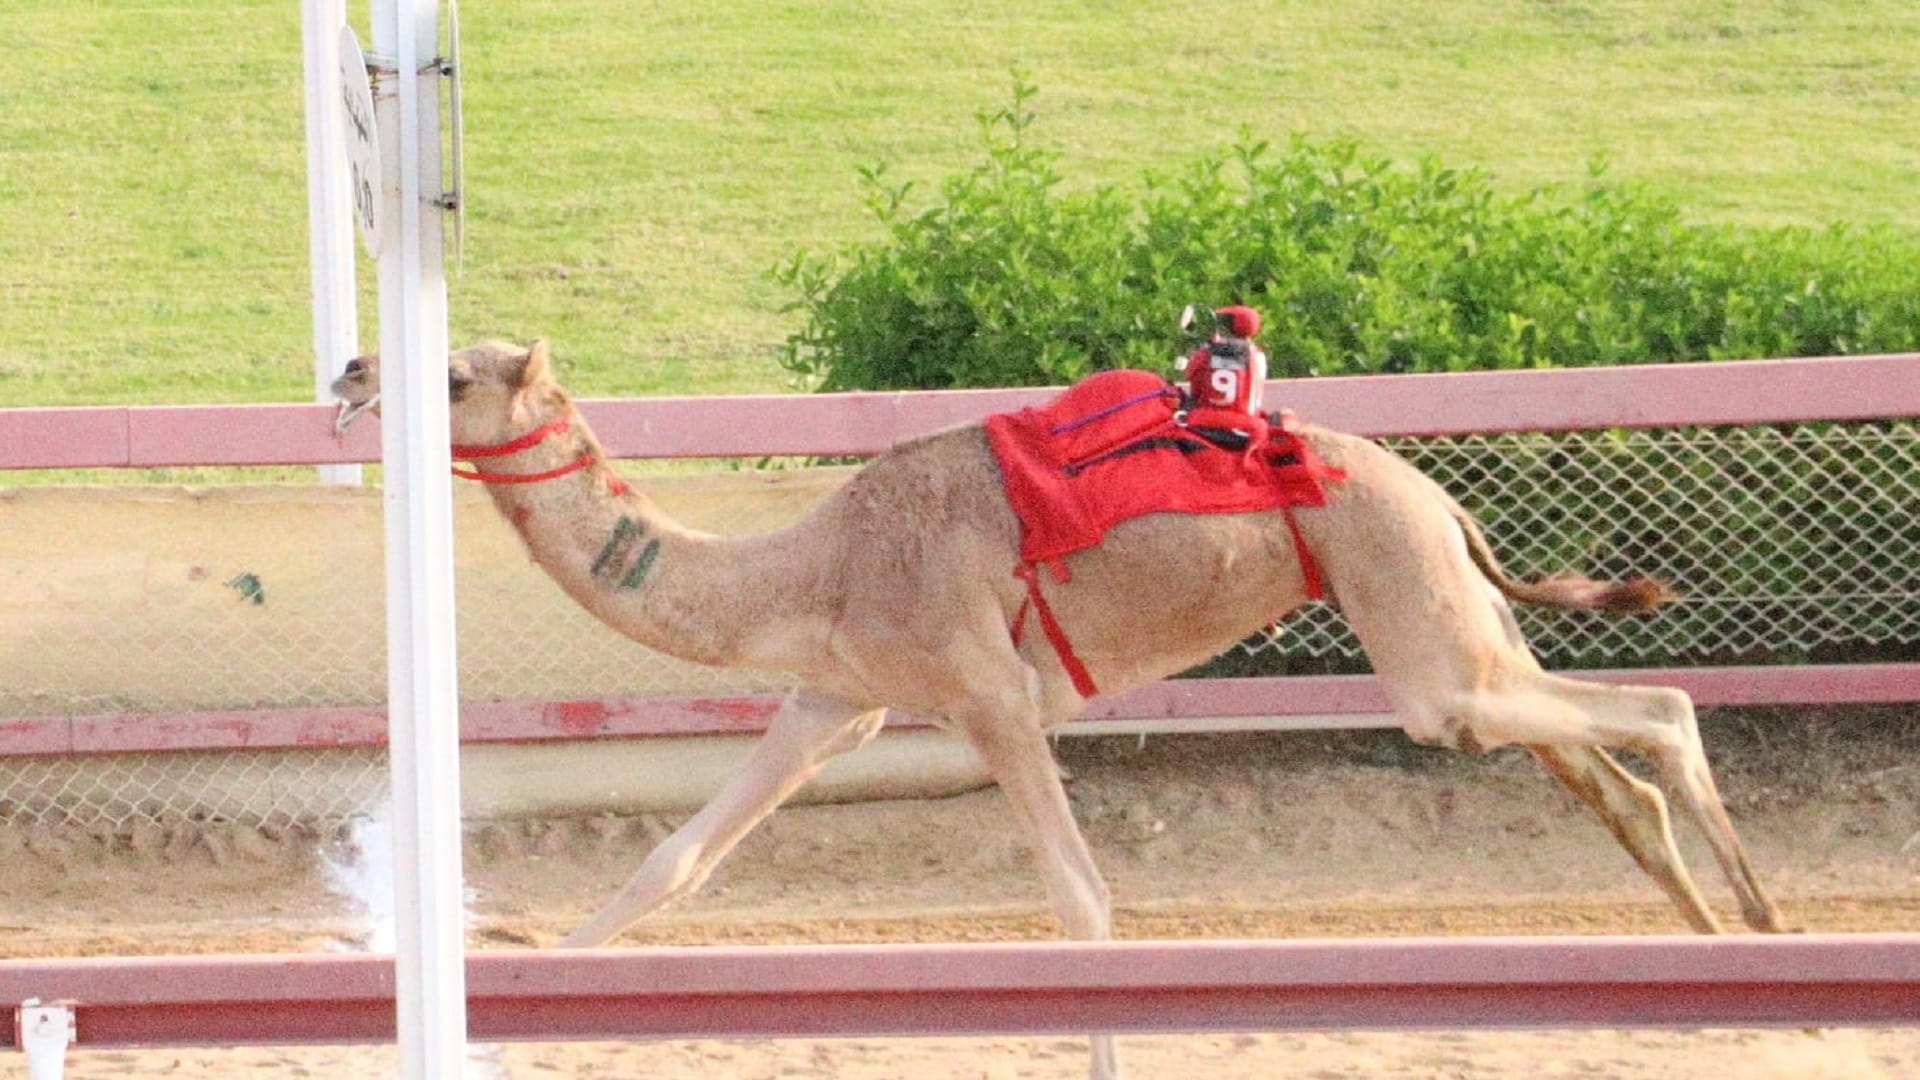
[983,369,1340,565]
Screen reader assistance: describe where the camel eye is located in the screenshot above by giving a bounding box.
[448,368,474,400]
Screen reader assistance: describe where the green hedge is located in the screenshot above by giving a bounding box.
[774,84,1920,676]
[775,81,1920,391]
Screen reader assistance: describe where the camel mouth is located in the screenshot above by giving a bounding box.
[331,356,382,433]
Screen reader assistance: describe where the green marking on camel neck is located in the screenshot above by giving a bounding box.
[619,538,662,591]
[591,515,663,591]
[591,516,641,580]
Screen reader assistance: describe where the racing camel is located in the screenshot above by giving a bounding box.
[333,340,1785,1080]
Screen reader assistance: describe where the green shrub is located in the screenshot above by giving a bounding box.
[774,81,1920,391]
[773,83,1920,677]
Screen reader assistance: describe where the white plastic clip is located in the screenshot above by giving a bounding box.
[16,998,77,1080]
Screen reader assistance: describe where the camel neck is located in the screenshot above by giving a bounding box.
[468,412,825,674]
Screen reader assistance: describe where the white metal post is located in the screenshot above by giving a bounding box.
[370,0,468,1076]
[301,0,362,486]
[16,999,75,1080]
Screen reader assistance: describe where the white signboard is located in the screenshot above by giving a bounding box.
[339,25,381,256]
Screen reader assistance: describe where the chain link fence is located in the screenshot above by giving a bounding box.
[0,748,390,836]
[2,420,1916,830]
[1261,420,1920,670]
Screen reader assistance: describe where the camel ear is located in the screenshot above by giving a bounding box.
[515,339,552,389]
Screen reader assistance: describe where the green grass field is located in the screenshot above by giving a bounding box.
[1,0,1915,407]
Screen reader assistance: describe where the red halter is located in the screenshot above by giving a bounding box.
[450,416,596,484]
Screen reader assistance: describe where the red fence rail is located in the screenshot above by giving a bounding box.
[5,353,1916,469]
[1,664,1915,758]
[4,934,1917,1049]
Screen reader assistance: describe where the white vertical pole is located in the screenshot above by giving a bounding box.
[371,0,468,1076]
[300,0,362,486]
[17,999,75,1080]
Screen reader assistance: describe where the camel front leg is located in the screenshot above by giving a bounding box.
[558,689,885,948]
[955,700,1117,1080]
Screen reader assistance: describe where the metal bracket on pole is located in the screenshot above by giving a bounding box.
[438,0,464,268]
[396,49,462,250]
[16,999,76,1080]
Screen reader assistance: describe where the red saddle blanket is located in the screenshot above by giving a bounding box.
[983,369,1341,566]
[981,369,1345,699]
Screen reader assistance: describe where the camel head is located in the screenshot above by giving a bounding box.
[331,339,564,445]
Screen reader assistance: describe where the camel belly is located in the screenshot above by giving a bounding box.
[1030,509,1317,694]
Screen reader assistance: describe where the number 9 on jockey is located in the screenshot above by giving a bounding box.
[1177,304,1268,416]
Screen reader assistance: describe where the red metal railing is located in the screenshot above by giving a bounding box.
[4,352,1915,469]
[1,664,1915,758]
[3,934,1917,1049]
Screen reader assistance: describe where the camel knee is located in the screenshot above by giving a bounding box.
[819,707,887,758]
[1623,686,1705,762]
[1614,769,1668,817]
[1598,770,1682,853]
[1402,706,1504,756]
[1035,862,1112,943]
[1060,873,1113,939]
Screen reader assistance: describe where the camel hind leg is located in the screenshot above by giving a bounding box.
[1477,586,1726,930]
[1343,541,1784,931]
[1488,591,1729,932]
[1527,743,1721,933]
[1439,673,1787,933]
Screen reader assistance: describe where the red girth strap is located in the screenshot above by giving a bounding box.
[1010,560,1099,699]
[1283,505,1326,600]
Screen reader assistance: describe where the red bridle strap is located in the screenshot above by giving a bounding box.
[451,416,572,458]
[452,456,597,484]
[450,416,596,484]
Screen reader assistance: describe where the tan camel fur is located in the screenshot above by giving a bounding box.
[335,340,1785,1078]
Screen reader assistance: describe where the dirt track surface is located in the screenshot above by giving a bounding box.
[2,725,1917,1078]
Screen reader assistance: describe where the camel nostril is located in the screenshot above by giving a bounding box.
[343,357,367,375]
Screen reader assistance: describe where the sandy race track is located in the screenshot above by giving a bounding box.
[3,724,1917,1079]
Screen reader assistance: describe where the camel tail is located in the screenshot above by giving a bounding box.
[1447,502,1679,615]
